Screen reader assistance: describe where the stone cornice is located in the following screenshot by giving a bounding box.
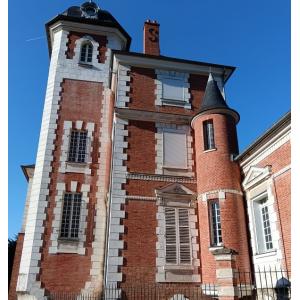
[126,172,196,183]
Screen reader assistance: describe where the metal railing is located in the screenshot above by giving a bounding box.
[47,268,291,300]
[236,267,291,299]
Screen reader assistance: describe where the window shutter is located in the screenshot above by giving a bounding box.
[253,201,264,253]
[163,132,187,168]
[165,207,177,263]
[162,78,184,101]
[178,208,191,263]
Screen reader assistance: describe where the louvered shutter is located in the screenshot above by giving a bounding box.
[165,207,177,263]
[178,208,191,263]
[163,132,187,168]
[162,78,184,100]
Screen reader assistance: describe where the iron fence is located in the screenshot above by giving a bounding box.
[236,267,291,299]
[47,268,291,300]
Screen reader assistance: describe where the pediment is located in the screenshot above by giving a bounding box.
[155,183,195,196]
[242,166,271,190]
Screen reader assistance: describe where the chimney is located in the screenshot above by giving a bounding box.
[143,20,160,56]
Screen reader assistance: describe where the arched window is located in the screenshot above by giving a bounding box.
[80,41,93,63]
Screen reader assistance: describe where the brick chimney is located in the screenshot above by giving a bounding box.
[143,20,160,56]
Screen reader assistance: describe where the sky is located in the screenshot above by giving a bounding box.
[8,0,290,238]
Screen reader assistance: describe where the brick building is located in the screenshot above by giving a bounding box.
[9,2,291,299]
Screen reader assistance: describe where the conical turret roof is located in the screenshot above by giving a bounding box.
[200,73,229,112]
[197,73,240,123]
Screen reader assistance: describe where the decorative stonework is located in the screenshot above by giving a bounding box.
[49,181,90,255]
[126,172,196,183]
[106,116,128,287]
[155,183,200,283]
[17,26,123,298]
[155,70,191,108]
[59,120,95,175]
[199,189,243,202]
[116,64,131,108]
[155,123,194,177]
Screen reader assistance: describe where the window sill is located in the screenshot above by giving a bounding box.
[209,245,224,252]
[58,237,79,243]
[254,249,277,258]
[78,62,93,68]
[161,99,191,109]
[203,148,217,153]
[164,264,194,271]
[163,166,188,171]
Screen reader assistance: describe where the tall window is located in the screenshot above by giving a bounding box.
[80,42,93,64]
[60,193,82,239]
[253,196,273,253]
[203,120,215,150]
[163,132,187,169]
[165,207,191,264]
[209,200,222,246]
[68,130,88,163]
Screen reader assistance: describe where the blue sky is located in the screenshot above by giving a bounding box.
[8,0,290,237]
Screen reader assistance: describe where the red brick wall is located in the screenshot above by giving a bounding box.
[193,113,241,193]
[65,31,108,63]
[126,120,156,173]
[193,113,251,280]
[8,233,24,300]
[128,67,207,115]
[121,200,157,284]
[143,21,160,56]
[40,79,103,293]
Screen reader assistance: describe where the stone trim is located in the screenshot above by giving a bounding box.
[126,172,196,183]
[272,164,291,179]
[155,70,191,109]
[199,189,243,201]
[59,120,95,175]
[49,181,90,255]
[116,64,131,108]
[245,180,283,271]
[155,123,194,177]
[105,116,128,287]
[125,195,156,201]
[17,27,123,297]
[156,186,200,283]
[240,127,290,172]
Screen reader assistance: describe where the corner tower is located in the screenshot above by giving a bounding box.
[15,2,131,299]
[191,74,251,282]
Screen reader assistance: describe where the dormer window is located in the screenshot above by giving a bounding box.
[80,42,93,64]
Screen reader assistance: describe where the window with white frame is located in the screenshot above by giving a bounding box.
[203,120,216,151]
[80,41,93,64]
[165,207,191,265]
[60,193,82,239]
[68,130,88,163]
[253,195,273,253]
[209,200,222,247]
[163,132,187,169]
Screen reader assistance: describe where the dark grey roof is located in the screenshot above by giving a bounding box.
[198,73,240,122]
[200,73,229,112]
[45,1,131,54]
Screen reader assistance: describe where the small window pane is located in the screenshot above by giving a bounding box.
[203,120,215,150]
[68,130,88,163]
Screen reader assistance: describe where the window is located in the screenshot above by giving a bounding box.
[209,200,222,246]
[80,42,93,64]
[163,132,187,169]
[165,207,191,264]
[203,120,215,150]
[60,193,82,239]
[253,196,273,253]
[68,130,88,163]
[162,78,185,101]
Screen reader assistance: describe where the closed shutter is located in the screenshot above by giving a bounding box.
[165,207,177,263]
[163,132,187,168]
[178,208,191,263]
[162,78,184,101]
